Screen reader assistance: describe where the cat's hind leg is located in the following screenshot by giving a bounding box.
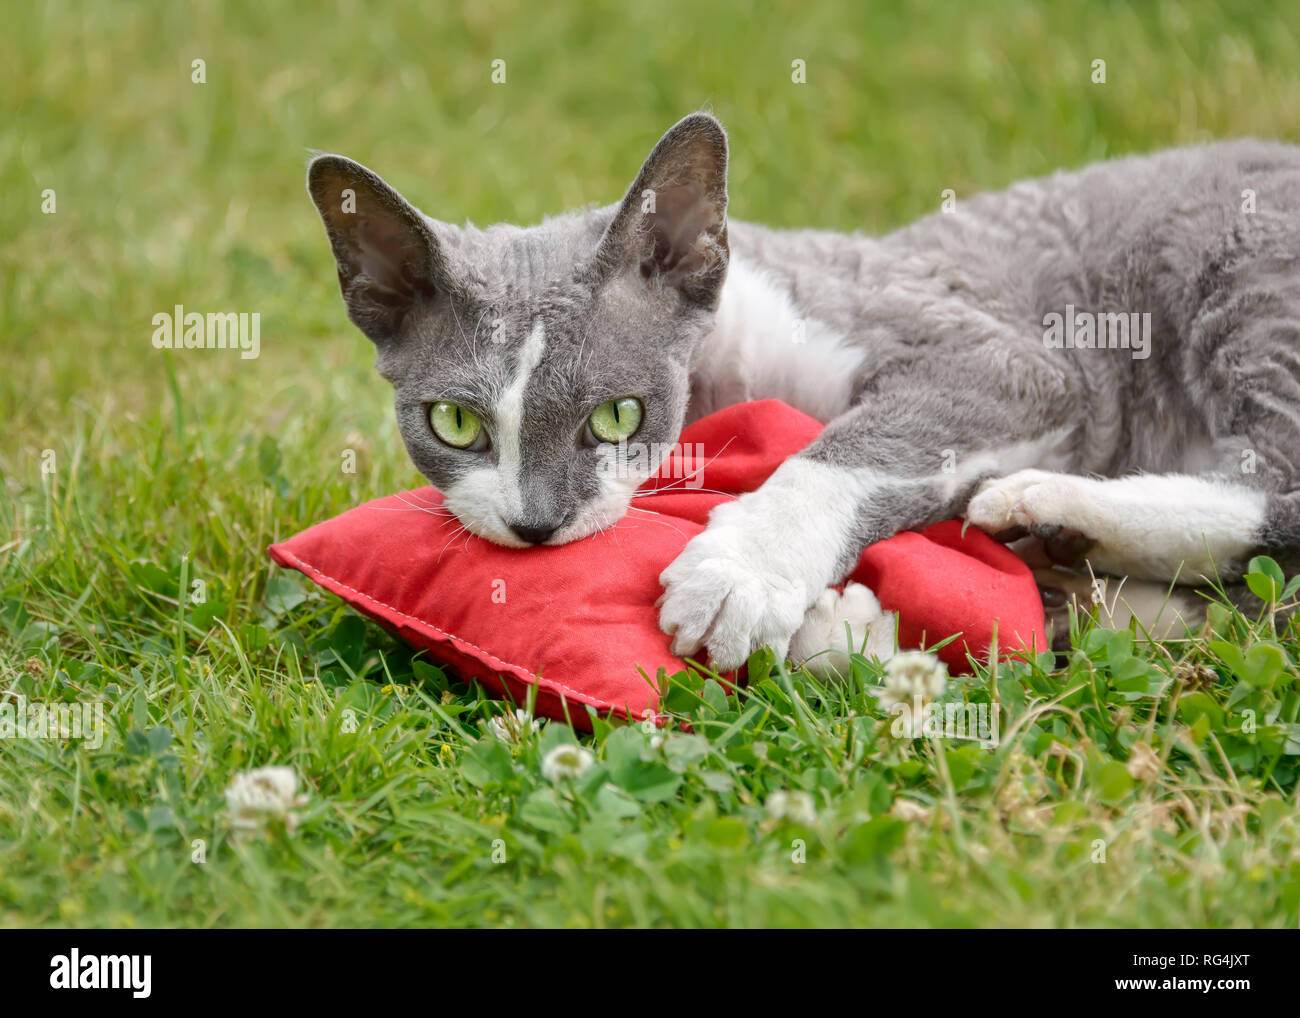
[966,470,1269,582]
[788,582,896,677]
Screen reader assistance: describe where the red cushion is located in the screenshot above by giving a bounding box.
[268,400,1045,728]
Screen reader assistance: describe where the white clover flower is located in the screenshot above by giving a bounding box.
[877,651,948,711]
[765,789,816,825]
[891,798,932,822]
[1126,742,1161,783]
[225,765,308,833]
[487,708,541,744]
[541,744,594,782]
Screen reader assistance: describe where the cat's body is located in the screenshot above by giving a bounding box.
[705,141,1300,472]
[309,115,1300,672]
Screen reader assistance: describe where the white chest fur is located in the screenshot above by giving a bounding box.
[688,257,865,423]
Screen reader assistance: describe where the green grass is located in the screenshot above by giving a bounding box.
[3,0,1300,928]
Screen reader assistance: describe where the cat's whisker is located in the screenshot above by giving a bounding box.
[654,435,737,489]
[436,522,469,563]
[625,505,688,538]
[628,436,739,498]
[384,494,458,518]
[372,505,458,518]
[447,293,471,346]
[631,485,734,499]
[471,306,491,345]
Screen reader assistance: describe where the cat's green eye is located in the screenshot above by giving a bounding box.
[588,398,644,444]
[429,402,484,449]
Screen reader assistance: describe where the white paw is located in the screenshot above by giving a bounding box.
[965,470,1084,534]
[1014,477,1094,530]
[658,519,810,672]
[789,582,896,678]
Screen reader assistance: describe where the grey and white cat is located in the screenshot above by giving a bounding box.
[308,113,1300,672]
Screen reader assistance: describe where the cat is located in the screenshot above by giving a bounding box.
[307,112,1300,673]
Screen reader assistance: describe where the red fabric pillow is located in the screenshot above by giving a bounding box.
[268,400,1045,728]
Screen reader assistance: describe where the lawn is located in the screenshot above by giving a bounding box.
[3,0,1300,928]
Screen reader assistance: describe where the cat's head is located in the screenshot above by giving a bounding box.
[307,113,729,546]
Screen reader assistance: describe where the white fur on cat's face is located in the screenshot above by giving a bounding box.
[439,319,552,548]
[432,320,668,547]
[379,279,707,547]
[382,276,705,546]
[440,455,649,548]
[309,114,730,547]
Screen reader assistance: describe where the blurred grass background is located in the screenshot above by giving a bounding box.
[3,0,1300,927]
[5,0,1300,480]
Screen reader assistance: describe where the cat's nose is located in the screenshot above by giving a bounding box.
[508,522,557,545]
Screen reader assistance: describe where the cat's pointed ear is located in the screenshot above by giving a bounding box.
[596,112,729,307]
[307,155,446,344]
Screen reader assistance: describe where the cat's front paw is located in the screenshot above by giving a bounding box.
[658,521,810,672]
